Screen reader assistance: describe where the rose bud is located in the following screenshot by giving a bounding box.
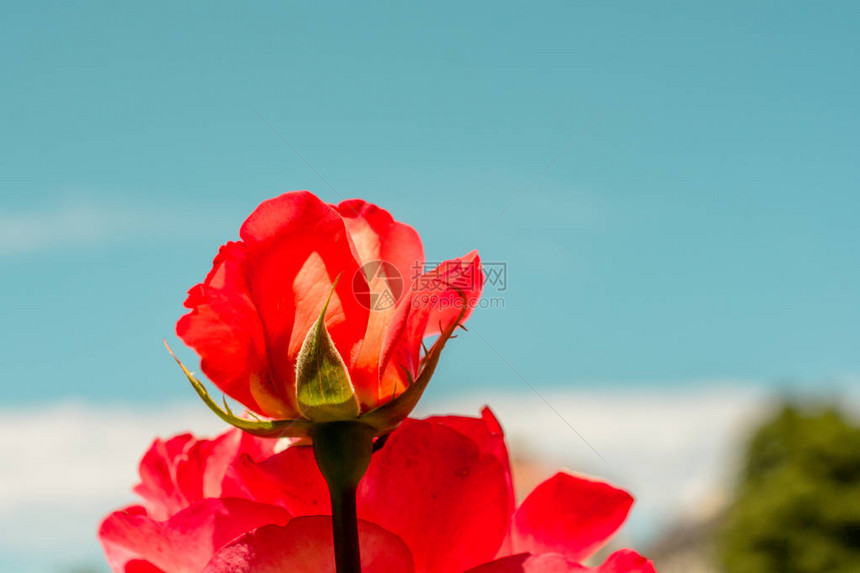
[171,191,484,439]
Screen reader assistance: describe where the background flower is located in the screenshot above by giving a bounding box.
[99,410,656,572]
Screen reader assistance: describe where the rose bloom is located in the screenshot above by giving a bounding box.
[175,190,483,429]
[99,409,657,573]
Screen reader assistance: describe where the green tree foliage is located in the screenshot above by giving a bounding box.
[720,403,860,572]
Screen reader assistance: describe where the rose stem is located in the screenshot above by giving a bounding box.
[312,421,375,573]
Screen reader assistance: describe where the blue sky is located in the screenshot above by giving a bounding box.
[2,0,859,409]
[2,2,860,572]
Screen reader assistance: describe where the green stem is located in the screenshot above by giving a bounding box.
[328,482,360,572]
[312,422,375,573]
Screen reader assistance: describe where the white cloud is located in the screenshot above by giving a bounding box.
[417,382,860,545]
[0,199,230,256]
[0,402,224,571]
[2,385,857,571]
[418,385,765,544]
[0,203,135,255]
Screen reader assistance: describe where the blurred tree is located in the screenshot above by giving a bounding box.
[720,403,860,573]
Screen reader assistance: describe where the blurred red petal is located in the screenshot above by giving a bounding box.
[221,445,330,517]
[466,550,656,573]
[125,560,165,573]
[133,435,195,520]
[99,499,290,573]
[358,417,509,573]
[133,429,278,520]
[173,429,242,506]
[203,516,414,573]
[573,549,658,573]
[424,407,516,522]
[509,473,634,562]
[466,553,569,573]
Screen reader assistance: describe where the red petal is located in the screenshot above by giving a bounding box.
[177,241,283,417]
[203,517,414,573]
[380,250,484,386]
[334,199,425,408]
[99,499,290,573]
[334,199,424,276]
[415,249,484,336]
[509,473,634,562]
[358,418,510,573]
[239,191,370,414]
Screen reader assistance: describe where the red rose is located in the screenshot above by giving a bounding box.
[99,409,657,573]
[174,191,483,433]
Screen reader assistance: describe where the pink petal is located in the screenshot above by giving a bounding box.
[510,473,634,562]
[173,429,243,506]
[133,429,278,521]
[133,435,195,520]
[203,516,414,573]
[358,417,510,573]
[99,499,290,573]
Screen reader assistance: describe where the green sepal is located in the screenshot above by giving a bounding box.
[165,341,313,438]
[295,281,361,422]
[167,290,469,440]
